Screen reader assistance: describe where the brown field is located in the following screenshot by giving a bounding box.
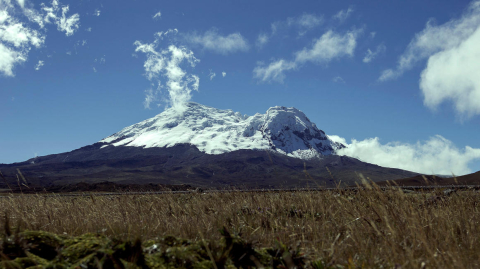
[1,182,480,268]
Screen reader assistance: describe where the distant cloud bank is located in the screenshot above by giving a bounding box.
[328,134,480,176]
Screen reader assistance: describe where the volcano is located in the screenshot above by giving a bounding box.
[0,103,418,189]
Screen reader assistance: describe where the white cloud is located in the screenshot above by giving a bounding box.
[82,39,86,46]
[256,33,269,49]
[40,1,80,36]
[183,29,249,55]
[209,69,216,80]
[253,59,296,83]
[257,13,323,48]
[420,26,480,118]
[329,134,480,176]
[378,1,480,118]
[94,9,100,16]
[254,29,361,83]
[15,0,24,8]
[153,11,161,20]
[86,27,91,32]
[34,60,44,70]
[333,7,354,23]
[92,67,96,72]
[363,43,386,63]
[222,72,226,77]
[0,7,45,76]
[370,32,376,38]
[379,1,480,82]
[295,29,360,64]
[288,13,324,29]
[143,88,158,109]
[332,76,345,83]
[0,43,25,76]
[135,29,200,114]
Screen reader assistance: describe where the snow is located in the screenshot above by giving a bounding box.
[99,102,344,160]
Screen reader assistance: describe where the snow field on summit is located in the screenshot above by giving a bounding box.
[100,103,344,159]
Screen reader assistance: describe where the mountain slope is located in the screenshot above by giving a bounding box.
[0,144,418,189]
[0,103,420,189]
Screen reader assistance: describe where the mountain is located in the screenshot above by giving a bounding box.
[100,102,345,159]
[0,103,419,189]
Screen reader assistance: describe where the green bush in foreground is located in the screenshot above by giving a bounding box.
[0,227,317,269]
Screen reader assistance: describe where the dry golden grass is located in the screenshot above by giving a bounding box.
[1,184,480,268]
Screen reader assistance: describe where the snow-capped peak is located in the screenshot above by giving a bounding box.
[100,103,344,159]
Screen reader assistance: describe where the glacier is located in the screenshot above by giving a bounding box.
[100,102,345,160]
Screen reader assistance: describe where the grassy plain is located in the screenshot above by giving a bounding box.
[1,184,480,268]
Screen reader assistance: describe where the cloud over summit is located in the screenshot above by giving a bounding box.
[134,30,200,114]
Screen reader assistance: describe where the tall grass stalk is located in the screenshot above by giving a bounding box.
[1,186,479,268]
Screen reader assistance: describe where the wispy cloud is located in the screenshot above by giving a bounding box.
[15,0,24,8]
[209,70,216,80]
[292,13,324,29]
[222,72,226,77]
[333,7,354,23]
[380,0,480,119]
[256,13,324,49]
[153,11,161,20]
[295,29,360,64]
[255,33,269,49]
[143,88,158,109]
[253,59,297,83]
[41,0,81,36]
[93,9,100,16]
[34,60,44,70]
[379,1,480,82]
[254,29,362,83]
[183,28,249,55]
[332,76,345,83]
[363,43,386,63]
[0,5,45,76]
[328,134,480,176]
[135,29,200,114]
[0,0,81,76]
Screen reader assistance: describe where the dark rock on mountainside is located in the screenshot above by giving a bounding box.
[0,143,418,190]
[0,103,423,191]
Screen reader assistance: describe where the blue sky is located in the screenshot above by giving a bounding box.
[1,0,480,175]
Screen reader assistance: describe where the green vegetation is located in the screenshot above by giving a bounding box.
[1,183,480,268]
[0,228,308,268]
